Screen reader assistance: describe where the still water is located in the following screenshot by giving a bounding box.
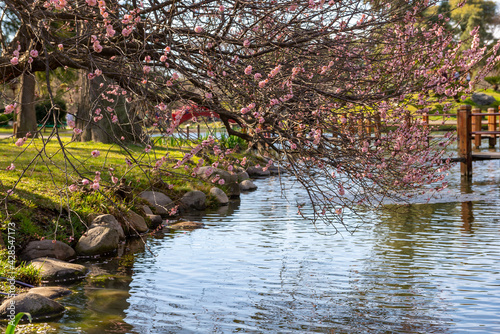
[51,159,500,333]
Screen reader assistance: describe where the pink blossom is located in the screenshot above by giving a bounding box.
[106,25,115,37]
[82,178,90,185]
[218,179,225,185]
[111,115,118,123]
[338,184,345,196]
[30,50,39,58]
[5,163,15,171]
[94,69,102,76]
[4,103,16,114]
[240,107,249,114]
[69,184,79,192]
[121,136,125,140]
[92,182,100,191]
[194,26,203,33]
[244,65,252,75]
[111,176,119,184]
[15,138,26,147]
[91,150,100,158]
[205,92,213,99]
[160,55,168,62]
[219,5,225,12]
[93,41,103,53]
[73,128,83,135]
[86,0,97,5]
[10,57,19,65]
[58,44,64,51]
[243,39,250,47]
[122,28,132,37]
[171,72,179,80]
[254,73,262,80]
[145,145,151,153]
[168,184,174,189]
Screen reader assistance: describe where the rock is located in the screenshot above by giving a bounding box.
[196,167,238,184]
[246,166,271,177]
[75,226,121,256]
[139,191,174,214]
[20,240,75,262]
[167,221,205,230]
[180,191,206,210]
[0,293,65,319]
[85,289,130,315]
[209,187,229,205]
[142,205,154,215]
[90,214,125,241]
[471,92,496,106]
[239,180,258,191]
[28,286,72,299]
[88,274,133,289]
[123,211,148,235]
[29,257,88,282]
[227,182,241,199]
[237,171,250,182]
[145,214,163,228]
[268,165,282,175]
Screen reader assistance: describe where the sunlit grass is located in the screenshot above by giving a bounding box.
[0,136,200,245]
[0,133,250,246]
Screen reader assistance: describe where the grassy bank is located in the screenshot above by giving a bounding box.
[0,133,250,259]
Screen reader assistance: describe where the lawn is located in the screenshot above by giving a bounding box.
[0,132,248,249]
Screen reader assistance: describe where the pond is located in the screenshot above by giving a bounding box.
[44,158,500,333]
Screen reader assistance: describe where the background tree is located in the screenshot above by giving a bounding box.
[0,0,499,229]
[427,0,498,47]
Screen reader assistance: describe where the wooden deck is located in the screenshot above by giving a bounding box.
[447,152,500,163]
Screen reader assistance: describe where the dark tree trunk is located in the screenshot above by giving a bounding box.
[73,70,143,143]
[15,72,37,138]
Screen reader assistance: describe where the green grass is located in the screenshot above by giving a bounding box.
[0,133,251,249]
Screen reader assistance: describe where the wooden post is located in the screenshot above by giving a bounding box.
[488,107,496,148]
[472,107,481,149]
[374,112,381,138]
[358,114,364,136]
[458,105,472,178]
[422,113,429,128]
[197,124,200,139]
[186,125,190,139]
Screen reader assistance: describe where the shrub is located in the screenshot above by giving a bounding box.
[35,99,67,127]
[0,110,14,127]
[484,76,500,91]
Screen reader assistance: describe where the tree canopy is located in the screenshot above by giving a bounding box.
[1,0,500,229]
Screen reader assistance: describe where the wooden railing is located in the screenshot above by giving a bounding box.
[457,105,500,178]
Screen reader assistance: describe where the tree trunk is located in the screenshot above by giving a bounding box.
[73,70,143,143]
[15,72,37,138]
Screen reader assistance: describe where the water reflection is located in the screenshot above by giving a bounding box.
[49,161,500,333]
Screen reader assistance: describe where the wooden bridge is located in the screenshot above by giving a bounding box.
[456,104,500,178]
